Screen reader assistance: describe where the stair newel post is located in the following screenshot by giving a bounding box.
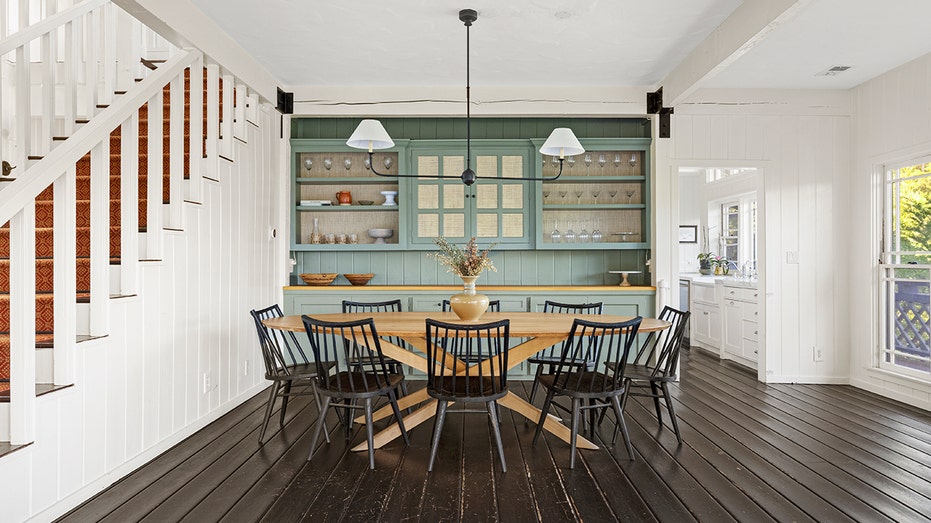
[120,113,139,295]
[89,139,110,337]
[204,63,220,180]
[168,74,184,229]
[220,72,234,161]
[9,204,37,445]
[53,166,77,386]
[146,89,164,260]
[186,56,204,204]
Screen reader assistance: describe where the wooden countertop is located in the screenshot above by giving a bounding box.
[284,285,655,291]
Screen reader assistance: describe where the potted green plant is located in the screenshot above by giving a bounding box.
[712,255,729,275]
[697,252,714,275]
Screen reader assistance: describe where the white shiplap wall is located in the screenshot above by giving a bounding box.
[0,106,287,522]
[849,52,931,409]
[654,89,852,383]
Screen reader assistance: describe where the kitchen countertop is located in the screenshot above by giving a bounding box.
[284,285,656,292]
[680,273,758,288]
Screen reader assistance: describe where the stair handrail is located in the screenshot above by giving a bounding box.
[0,0,108,56]
[0,48,200,227]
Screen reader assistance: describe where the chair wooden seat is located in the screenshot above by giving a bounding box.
[538,371,625,397]
[428,375,505,400]
[323,371,405,397]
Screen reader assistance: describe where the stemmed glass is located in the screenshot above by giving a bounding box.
[384,156,393,170]
[583,154,592,168]
[597,154,606,169]
[550,220,562,243]
[567,156,576,169]
[542,189,551,204]
[303,157,313,171]
[591,221,603,243]
[558,190,568,203]
[364,157,371,170]
[629,153,638,167]
[613,154,622,168]
[344,158,352,171]
[626,188,636,204]
[590,189,601,204]
[608,189,618,203]
[551,155,560,168]
[574,189,584,204]
[323,157,333,170]
[565,221,576,243]
[579,219,590,243]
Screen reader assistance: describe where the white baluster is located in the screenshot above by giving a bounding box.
[89,138,109,336]
[99,1,114,106]
[204,63,219,179]
[168,72,183,229]
[119,113,139,294]
[62,17,76,135]
[145,89,163,260]
[15,43,31,169]
[9,203,37,445]
[219,72,234,161]
[233,80,246,142]
[186,56,203,203]
[53,165,77,386]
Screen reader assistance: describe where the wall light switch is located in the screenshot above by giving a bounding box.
[786,251,799,264]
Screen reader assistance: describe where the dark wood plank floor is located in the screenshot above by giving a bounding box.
[58,349,931,522]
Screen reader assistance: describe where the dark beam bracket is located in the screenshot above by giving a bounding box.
[277,88,293,114]
[646,87,674,138]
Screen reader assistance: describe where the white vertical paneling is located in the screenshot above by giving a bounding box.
[89,140,109,336]
[675,115,693,159]
[745,116,764,160]
[10,203,36,444]
[726,115,747,160]
[53,166,77,386]
[120,114,139,294]
[708,115,728,159]
[141,263,162,449]
[168,74,184,229]
[105,304,127,471]
[145,90,164,260]
[81,342,107,482]
[33,396,59,509]
[813,117,837,374]
[57,390,84,497]
[778,116,800,377]
[832,117,851,374]
[795,116,818,377]
[0,450,30,523]
[691,115,711,159]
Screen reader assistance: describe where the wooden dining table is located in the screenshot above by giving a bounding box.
[263,311,670,452]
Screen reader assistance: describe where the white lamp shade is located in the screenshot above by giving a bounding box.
[346,119,395,151]
[540,128,585,158]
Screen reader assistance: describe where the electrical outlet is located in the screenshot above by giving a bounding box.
[813,347,824,362]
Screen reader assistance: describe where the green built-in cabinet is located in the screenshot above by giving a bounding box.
[290,137,651,252]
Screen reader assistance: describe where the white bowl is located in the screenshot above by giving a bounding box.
[380,190,398,206]
[367,228,394,244]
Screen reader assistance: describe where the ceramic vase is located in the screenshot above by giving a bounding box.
[448,275,489,321]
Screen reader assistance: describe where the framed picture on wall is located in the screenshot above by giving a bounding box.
[679,225,697,243]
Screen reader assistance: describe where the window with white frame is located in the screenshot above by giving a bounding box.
[880,160,931,379]
[722,202,739,262]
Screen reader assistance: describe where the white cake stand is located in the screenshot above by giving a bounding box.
[609,270,642,287]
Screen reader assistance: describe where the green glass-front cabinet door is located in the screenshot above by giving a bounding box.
[409,141,533,248]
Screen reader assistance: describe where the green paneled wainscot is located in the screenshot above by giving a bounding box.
[283,284,655,380]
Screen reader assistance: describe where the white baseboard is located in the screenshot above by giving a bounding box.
[850,376,931,412]
[764,375,849,385]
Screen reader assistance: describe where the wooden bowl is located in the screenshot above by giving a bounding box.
[344,273,374,286]
[300,273,337,286]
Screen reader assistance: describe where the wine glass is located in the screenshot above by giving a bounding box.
[384,156,393,170]
[567,156,576,169]
[590,189,601,204]
[583,154,592,168]
[303,157,313,171]
[364,157,371,170]
[565,221,576,243]
[344,158,352,171]
[608,189,618,203]
[542,189,551,203]
[323,157,333,170]
[629,153,638,167]
[626,188,636,204]
[613,154,622,168]
[551,155,560,168]
[558,190,568,203]
[574,189,583,204]
[550,220,562,243]
[597,154,606,168]
[579,219,590,243]
[591,221,603,243]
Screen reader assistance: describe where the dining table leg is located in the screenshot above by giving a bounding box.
[354,387,430,423]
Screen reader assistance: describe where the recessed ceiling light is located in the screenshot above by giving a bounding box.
[817,65,853,77]
[554,10,572,20]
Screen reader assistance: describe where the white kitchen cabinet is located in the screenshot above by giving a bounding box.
[723,284,760,368]
[690,281,722,352]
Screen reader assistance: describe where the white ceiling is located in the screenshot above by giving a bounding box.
[187,0,931,94]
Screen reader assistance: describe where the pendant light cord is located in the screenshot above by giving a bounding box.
[465,16,471,172]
